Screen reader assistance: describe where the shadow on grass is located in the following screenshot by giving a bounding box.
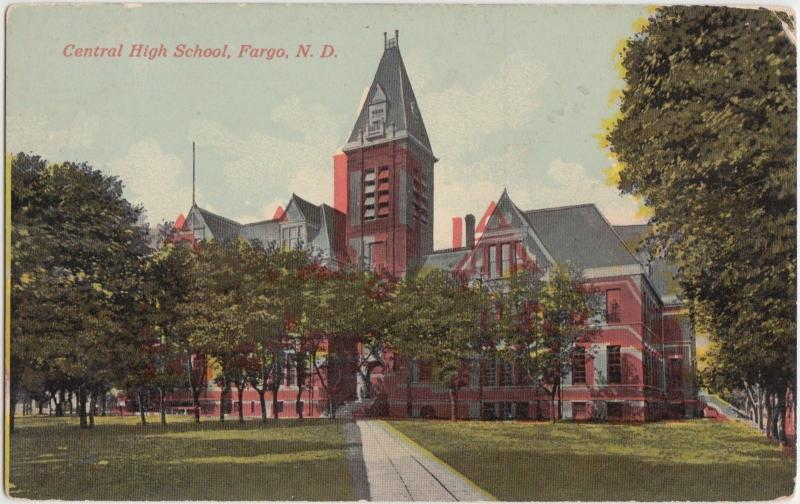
[443,449,794,501]
[10,417,356,501]
[389,419,796,501]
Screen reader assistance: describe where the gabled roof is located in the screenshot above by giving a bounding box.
[522,204,640,270]
[194,205,242,242]
[319,204,341,246]
[344,40,433,156]
[287,193,322,226]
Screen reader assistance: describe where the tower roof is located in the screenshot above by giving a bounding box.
[343,31,434,158]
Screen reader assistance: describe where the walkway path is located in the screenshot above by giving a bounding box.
[356,420,494,501]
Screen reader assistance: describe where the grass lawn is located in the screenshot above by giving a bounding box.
[389,418,795,501]
[9,415,356,500]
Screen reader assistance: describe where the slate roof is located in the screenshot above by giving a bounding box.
[196,206,242,242]
[613,224,650,262]
[521,204,641,270]
[345,43,432,154]
[420,248,469,271]
[290,193,322,226]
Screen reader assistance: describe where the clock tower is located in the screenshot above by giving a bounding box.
[333,31,437,278]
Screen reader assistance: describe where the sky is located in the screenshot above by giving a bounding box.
[6,3,651,249]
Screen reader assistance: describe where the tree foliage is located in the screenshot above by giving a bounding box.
[605,6,796,441]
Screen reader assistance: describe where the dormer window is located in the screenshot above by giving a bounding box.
[367,85,387,139]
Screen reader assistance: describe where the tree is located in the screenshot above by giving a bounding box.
[243,244,314,421]
[10,154,150,430]
[498,265,597,421]
[604,6,796,441]
[147,243,208,423]
[390,270,486,421]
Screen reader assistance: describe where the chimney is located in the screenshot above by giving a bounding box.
[465,214,476,249]
[451,217,463,249]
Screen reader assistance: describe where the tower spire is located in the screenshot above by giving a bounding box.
[192,141,196,206]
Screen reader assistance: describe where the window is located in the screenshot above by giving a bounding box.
[282,226,301,249]
[514,402,530,420]
[607,402,623,419]
[366,241,385,271]
[501,243,511,276]
[363,169,376,221]
[606,289,621,322]
[482,402,496,420]
[499,361,513,387]
[483,358,496,386]
[489,245,498,278]
[514,241,525,269]
[668,358,683,391]
[418,361,433,382]
[572,347,586,385]
[607,346,622,384]
[367,102,386,138]
[573,402,587,419]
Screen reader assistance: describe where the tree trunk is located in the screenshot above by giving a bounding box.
[271,388,280,419]
[558,376,563,421]
[192,389,201,423]
[236,382,245,423]
[478,359,484,420]
[137,390,147,426]
[88,391,95,428]
[777,386,788,445]
[38,399,43,416]
[56,389,64,417]
[449,387,458,421]
[78,388,88,429]
[219,380,229,422]
[296,387,304,420]
[187,355,203,424]
[159,387,167,425]
[258,390,267,423]
[406,359,413,418]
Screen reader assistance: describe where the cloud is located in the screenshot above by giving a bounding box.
[189,95,343,210]
[6,111,99,157]
[538,158,643,225]
[422,53,544,162]
[108,139,191,225]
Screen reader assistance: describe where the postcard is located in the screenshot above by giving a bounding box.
[5,3,796,501]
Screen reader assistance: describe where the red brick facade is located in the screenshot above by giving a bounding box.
[167,32,698,422]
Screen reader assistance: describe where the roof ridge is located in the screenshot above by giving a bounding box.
[588,204,644,267]
[241,218,277,226]
[291,193,318,209]
[523,203,596,214]
[197,206,242,227]
[428,246,469,255]
[613,223,651,229]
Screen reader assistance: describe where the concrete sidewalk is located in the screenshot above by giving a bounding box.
[357,420,494,502]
